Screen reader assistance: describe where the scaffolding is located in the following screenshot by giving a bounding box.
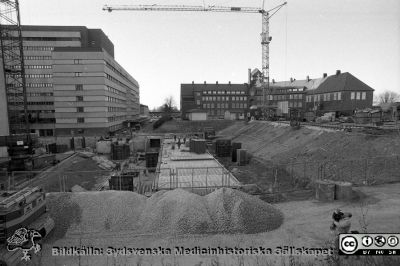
[0,0,28,134]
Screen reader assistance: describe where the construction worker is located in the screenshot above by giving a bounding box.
[330,209,354,234]
[177,138,181,149]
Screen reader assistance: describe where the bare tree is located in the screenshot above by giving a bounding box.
[375,90,400,104]
[161,95,177,113]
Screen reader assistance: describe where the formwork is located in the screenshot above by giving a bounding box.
[156,139,240,195]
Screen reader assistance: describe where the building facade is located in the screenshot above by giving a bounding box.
[181,82,249,119]
[140,104,149,117]
[304,71,374,116]
[0,25,139,137]
[180,70,374,121]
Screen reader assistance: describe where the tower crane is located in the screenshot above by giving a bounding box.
[103,1,287,107]
[0,0,29,134]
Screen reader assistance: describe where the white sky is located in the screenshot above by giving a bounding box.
[20,0,400,109]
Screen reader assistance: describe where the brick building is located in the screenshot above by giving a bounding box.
[181,82,249,120]
[180,70,374,121]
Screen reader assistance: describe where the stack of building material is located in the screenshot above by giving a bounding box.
[189,139,206,154]
[231,142,242,162]
[237,149,248,166]
[111,143,130,160]
[215,139,231,157]
[92,156,116,170]
[96,140,112,154]
[315,179,335,201]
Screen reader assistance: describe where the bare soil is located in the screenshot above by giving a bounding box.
[37,182,400,266]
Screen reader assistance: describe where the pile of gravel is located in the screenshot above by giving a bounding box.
[206,188,284,234]
[48,188,283,236]
[141,188,283,234]
[139,189,212,234]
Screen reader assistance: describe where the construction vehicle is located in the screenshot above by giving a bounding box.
[103,1,287,107]
[0,187,54,265]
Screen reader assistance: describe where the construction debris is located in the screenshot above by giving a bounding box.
[92,156,116,170]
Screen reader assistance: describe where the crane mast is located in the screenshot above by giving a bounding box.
[0,0,29,134]
[103,2,287,107]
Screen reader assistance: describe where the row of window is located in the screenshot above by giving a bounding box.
[23,46,54,51]
[202,103,248,109]
[306,92,343,102]
[106,96,126,104]
[105,61,136,87]
[267,94,304,101]
[25,65,52,69]
[106,73,131,91]
[202,96,248,101]
[24,56,52,60]
[5,55,52,60]
[28,92,53,97]
[8,101,54,105]
[27,83,52,88]
[200,90,246,96]
[25,74,52,78]
[289,101,303,108]
[108,115,126,122]
[108,106,126,112]
[27,101,54,105]
[350,91,367,100]
[107,85,125,96]
[23,37,81,42]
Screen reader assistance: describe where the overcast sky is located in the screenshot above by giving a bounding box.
[20,0,400,109]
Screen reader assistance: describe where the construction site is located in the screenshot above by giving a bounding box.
[0,0,399,266]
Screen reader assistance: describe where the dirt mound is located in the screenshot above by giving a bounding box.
[219,121,400,184]
[205,188,284,234]
[48,188,283,237]
[139,189,212,234]
[140,188,283,234]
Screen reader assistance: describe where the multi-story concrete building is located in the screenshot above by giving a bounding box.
[0,25,139,136]
[181,82,249,120]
